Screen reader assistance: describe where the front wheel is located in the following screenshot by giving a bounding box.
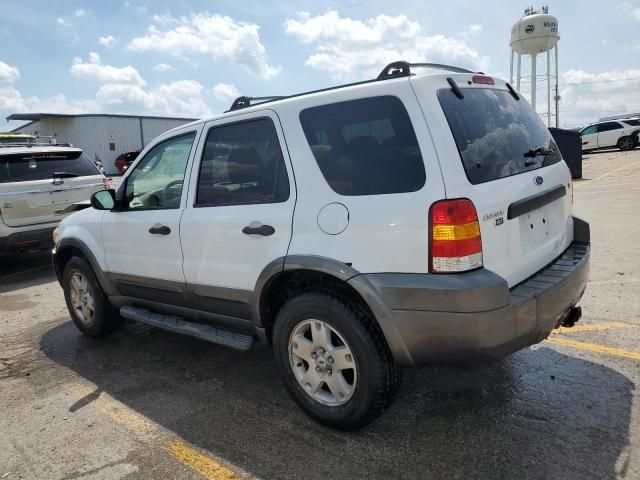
[617,136,636,151]
[63,256,121,336]
[273,292,400,430]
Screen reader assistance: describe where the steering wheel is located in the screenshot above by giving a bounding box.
[162,179,184,205]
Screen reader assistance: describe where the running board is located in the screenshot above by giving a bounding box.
[119,305,254,351]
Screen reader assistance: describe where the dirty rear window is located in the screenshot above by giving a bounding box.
[438,88,561,185]
[0,151,99,183]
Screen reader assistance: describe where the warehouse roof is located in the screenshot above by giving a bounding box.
[6,112,197,122]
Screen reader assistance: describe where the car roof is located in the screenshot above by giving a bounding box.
[166,65,503,135]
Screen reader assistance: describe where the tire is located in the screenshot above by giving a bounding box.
[617,136,635,151]
[273,291,400,430]
[62,256,121,336]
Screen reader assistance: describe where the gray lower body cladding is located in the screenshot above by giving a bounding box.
[349,217,590,366]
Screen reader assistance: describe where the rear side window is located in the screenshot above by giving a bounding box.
[196,118,290,206]
[623,119,640,126]
[597,122,623,132]
[0,150,99,184]
[438,88,561,185]
[299,96,426,196]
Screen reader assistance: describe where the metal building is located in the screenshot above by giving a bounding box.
[6,113,196,174]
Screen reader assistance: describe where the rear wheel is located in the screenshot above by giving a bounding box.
[617,136,635,151]
[273,291,400,430]
[63,256,121,336]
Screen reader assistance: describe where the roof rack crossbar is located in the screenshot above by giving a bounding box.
[228,95,287,112]
[377,61,474,79]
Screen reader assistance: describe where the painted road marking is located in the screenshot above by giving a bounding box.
[68,383,244,479]
[574,159,640,189]
[169,440,240,480]
[546,337,640,362]
[552,322,636,335]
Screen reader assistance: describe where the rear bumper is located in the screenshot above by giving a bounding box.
[351,217,590,365]
[0,226,56,253]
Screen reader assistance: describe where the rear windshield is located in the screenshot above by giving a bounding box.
[438,88,561,185]
[299,96,426,196]
[0,151,99,183]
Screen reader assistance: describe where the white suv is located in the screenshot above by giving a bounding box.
[0,144,105,254]
[579,118,640,152]
[53,62,590,429]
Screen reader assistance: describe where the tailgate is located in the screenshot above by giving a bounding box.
[0,149,104,227]
[0,177,105,227]
[413,74,573,286]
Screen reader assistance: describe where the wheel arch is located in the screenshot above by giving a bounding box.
[54,238,117,295]
[253,255,412,364]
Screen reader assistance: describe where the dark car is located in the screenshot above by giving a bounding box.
[114,150,141,174]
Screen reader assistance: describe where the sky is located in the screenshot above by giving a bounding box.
[1,0,639,132]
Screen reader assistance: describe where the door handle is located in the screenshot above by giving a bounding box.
[242,224,275,236]
[148,224,171,235]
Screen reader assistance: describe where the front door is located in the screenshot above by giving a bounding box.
[180,111,295,318]
[102,129,200,301]
[580,125,597,150]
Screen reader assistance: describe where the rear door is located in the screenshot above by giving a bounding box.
[180,110,295,308]
[0,149,104,227]
[596,122,624,148]
[413,75,573,287]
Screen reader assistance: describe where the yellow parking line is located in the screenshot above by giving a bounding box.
[68,383,242,479]
[588,278,640,286]
[552,322,636,334]
[168,440,240,480]
[546,337,640,361]
[575,159,640,188]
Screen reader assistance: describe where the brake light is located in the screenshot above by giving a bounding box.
[429,199,483,273]
[472,75,494,85]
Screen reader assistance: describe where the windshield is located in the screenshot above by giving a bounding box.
[438,88,561,185]
[0,150,100,183]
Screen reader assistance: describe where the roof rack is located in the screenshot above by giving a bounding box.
[226,60,476,112]
[228,95,287,112]
[377,61,474,79]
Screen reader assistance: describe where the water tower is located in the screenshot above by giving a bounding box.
[510,6,560,126]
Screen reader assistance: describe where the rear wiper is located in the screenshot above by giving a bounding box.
[52,171,80,178]
[523,147,556,166]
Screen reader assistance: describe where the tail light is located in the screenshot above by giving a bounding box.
[429,199,483,273]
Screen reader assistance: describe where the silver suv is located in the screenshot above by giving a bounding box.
[0,144,105,254]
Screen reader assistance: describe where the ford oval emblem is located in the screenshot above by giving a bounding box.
[534,176,544,186]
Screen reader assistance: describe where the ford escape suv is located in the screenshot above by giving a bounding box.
[0,144,105,254]
[53,62,590,430]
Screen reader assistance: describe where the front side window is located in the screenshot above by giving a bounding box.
[299,96,426,196]
[580,126,597,136]
[124,132,196,210]
[196,118,289,206]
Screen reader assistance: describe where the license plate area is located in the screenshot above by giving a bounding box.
[519,206,561,253]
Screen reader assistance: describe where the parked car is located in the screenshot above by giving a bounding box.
[579,118,640,152]
[52,61,590,430]
[0,144,106,254]
[114,150,141,174]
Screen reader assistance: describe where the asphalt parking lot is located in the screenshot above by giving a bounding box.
[1,149,639,480]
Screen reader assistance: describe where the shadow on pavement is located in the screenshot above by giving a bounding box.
[0,253,56,294]
[41,321,633,480]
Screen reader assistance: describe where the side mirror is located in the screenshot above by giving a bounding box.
[91,189,116,210]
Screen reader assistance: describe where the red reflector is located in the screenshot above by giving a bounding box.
[472,75,494,85]
[15,239,40,246]
[432,237,482,257]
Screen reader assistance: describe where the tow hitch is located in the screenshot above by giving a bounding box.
[561,306,582,328]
